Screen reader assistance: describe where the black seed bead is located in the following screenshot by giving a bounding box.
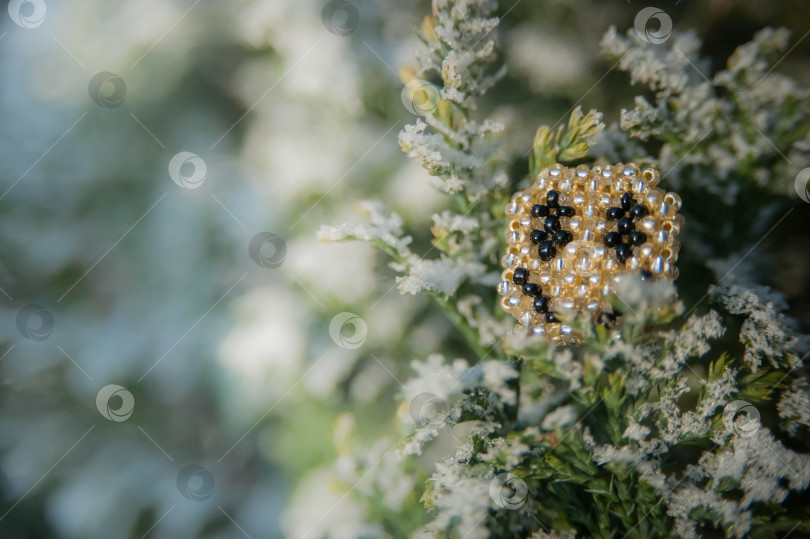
[617,217,634,235]
[522,282,540,296]
[620,192,634,211]
[546,190,560,208]
[554,229,573,246]
[543,216,561,232]
[545,311,559,323]
[531,204,549,218]
[513,268,528,285]
[629,204,649,219]
[629,231,647,246]
[538,241,556,261]
[555,205,575,217]
[604,231,621,248]
[596,311,617,327]
[616,243,632,264]
[606,207,625,221]
[533,295,549,313]
[529,229,548,244]
[640,270,653,280]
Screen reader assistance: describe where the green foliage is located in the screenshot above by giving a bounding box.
[529,107,605,177]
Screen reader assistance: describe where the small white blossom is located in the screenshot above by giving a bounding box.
[542,405,578,431]
[317,200,413,258]
[779,378,810,436]
[712,280,803,371]
[395,256,488,296]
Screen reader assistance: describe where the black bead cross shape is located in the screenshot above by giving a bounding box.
[604,191,650,266]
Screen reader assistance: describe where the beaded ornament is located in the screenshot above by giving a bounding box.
[498,163,683,344]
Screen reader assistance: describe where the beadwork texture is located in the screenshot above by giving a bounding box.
[498,163,683,344]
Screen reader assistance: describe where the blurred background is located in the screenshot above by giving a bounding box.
[1,0,809,537]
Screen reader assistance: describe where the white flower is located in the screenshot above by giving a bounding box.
[779,378,810,436]
[317,200,413,258]
[542,405,578,430]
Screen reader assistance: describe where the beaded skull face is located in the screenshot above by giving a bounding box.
[498,163,683,344]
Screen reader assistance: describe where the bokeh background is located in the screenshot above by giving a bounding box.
[1,0,809,537]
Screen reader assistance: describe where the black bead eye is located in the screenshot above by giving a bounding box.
[522,282,540,296]
[621,192,634,211]
[513,268,528,284]
[606,207,624,221]
[531,204,549,218]
[538,241,556,261]
[640,269,653,280]
[604,231,621,248]
[546,190,560,208]
[617,218,634,235]
[545,311,559,323]
[555,205,575,217]
[629,204,649,219]
[530,229,548,244]
[629,231,647,246]
[616,243,632,263]
[533,295,549,313]
[543,216,561,232]
[554,229,573,246]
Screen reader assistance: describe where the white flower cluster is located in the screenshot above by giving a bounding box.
[398,354,517,456]
[317,200,413,259]
[590,288,810,537]
[714,281,802,372]
[779,378,810,436]
[326,0,508,315]
[415,460,493,539]
[398,0,507,201]
[418,0,506,109]
[601,26,810,205]
[319,200,491,297]
[669,427,810,537]
[399,117,505,198]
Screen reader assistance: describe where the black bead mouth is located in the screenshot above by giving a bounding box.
[512,266,555,323]
[533,295,549,313]
[522,282,540,296]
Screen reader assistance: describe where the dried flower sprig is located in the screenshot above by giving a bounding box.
[319,2,810,537]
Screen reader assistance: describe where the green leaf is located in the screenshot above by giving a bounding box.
[736,369,787,403]
[529,107,605,177]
